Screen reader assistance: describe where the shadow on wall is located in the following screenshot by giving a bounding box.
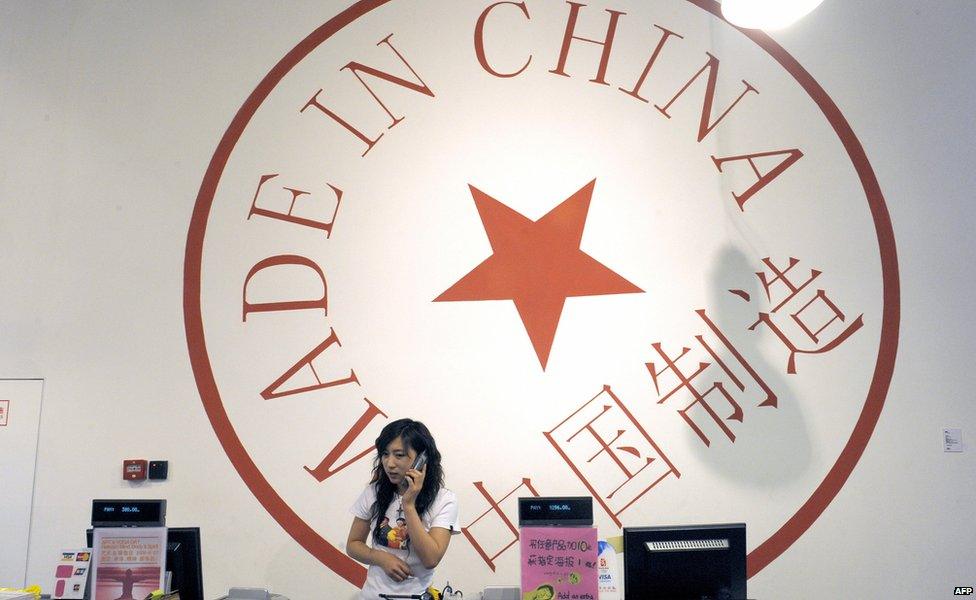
[685,245,812,486]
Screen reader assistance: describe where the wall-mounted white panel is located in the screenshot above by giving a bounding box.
[0,379,43,588]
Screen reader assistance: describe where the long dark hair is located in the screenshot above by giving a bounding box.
[370,418,445,544]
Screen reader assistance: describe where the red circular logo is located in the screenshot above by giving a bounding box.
[186,0,898,590]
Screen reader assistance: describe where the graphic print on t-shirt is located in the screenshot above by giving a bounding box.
[377,515,410,551]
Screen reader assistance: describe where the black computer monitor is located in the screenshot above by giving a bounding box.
[163,527,204,600]
[87,527,204,600]
[623,523,746,600]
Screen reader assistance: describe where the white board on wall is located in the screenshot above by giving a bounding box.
[0,379,44,588]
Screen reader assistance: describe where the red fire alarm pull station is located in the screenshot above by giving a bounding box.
[123,459,148,481]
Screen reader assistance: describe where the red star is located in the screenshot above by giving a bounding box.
[434,179,643,369]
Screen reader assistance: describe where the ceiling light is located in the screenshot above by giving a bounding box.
[721,0,827,30]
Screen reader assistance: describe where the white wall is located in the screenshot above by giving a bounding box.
[1,1,973,598]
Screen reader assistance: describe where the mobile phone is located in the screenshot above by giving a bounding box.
[399,451,428,492]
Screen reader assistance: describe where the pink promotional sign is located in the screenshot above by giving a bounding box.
[520,526,598,600]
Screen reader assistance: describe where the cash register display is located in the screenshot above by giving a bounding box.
[518,496,593,526]
[91,499,166,527]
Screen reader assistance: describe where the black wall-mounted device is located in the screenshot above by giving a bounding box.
[148,460,169,480]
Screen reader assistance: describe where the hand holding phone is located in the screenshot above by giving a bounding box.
[400,451,428,493]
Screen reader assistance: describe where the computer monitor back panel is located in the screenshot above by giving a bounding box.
[623,523,746,600]
[166,527,204,600]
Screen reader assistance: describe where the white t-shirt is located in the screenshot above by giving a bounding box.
[349,484,460,600]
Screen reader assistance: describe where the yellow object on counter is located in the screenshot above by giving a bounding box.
[0,585,42,599]
[142,590,180,600]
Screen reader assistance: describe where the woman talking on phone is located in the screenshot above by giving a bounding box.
[347,418,460,599]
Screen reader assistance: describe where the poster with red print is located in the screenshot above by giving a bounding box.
[520,526,599,600]
[91,528,166,600]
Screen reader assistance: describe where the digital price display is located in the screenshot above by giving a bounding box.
[91,499,166,527]
[518,496,593,527]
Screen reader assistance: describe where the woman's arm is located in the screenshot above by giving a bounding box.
[345,517,376,564]
[402,507,453,569]
[346,516,413,582]
[401,465,453,569]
